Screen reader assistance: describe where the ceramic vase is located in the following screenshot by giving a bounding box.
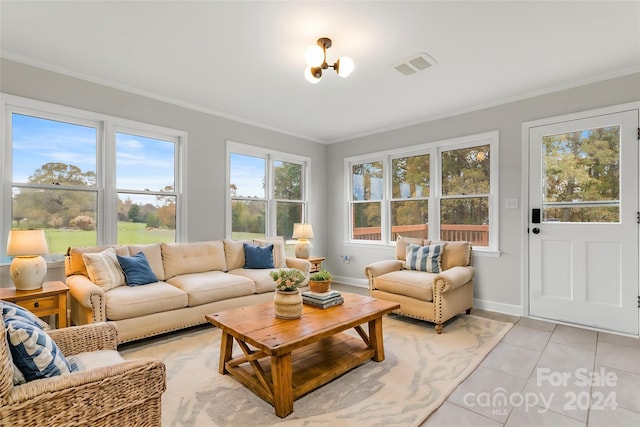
[273,289,303,319]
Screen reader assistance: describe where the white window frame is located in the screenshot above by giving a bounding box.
[226,141,310,239]
[345,130,500,253]
[1,93,186,260]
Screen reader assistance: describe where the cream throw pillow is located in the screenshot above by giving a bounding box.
[82,247,125,291]
[254,237,287,268]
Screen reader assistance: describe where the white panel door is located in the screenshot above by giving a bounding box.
[529,109,639,335]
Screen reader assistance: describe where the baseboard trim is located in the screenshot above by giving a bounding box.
[332,275,368,289]
[473,298,522,316]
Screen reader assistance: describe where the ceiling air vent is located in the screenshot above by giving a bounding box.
[392,52,437,76]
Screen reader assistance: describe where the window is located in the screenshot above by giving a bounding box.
[2,95,185,260]
[346,131,498,250]
[227,142,309,245]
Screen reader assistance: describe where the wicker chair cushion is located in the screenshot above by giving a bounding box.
[68,349,125,371]
[6,318,74,382]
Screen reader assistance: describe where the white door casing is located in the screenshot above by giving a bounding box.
[527,107,639,335]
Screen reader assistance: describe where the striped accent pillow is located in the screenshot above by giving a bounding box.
[82,247,125,291]
[405,243,443,273]
[6,319,74,382]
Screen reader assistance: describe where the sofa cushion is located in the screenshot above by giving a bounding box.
[117,252,158,286]
[243,243,275,269]
[6,318,74,382]
[228,268,281,294]
[126,243,165,281]
[438,241,472,271]
[254,237,287,268]
[223,239,246,271]
[396,236,429,261]
[166,271,255,306]
[82,248,126,291]
[405,243,443,273]
[66,245,130,277]
[374,270,434,302]
[162,241,226,279]
[105,282,188,320]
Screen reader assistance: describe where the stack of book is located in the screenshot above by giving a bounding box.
[302,289,344,309]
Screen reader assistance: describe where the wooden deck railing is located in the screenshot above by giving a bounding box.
[353,224,488,246]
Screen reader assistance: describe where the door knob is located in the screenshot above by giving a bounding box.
[532,227,540,234]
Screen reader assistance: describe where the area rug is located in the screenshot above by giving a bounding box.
[120,314,512,427]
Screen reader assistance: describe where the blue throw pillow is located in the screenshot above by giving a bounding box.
[6,318,74,382]
[243,243,275,269]
[116,252,158,286]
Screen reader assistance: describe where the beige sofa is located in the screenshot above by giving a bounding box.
[364,238,474,334]
[65,239,310,343]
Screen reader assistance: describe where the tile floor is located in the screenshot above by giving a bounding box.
[334,284,640,427]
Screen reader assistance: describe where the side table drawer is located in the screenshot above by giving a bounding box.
[14,296,59,317]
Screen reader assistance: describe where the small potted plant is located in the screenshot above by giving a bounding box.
[308,269,333,293]
[270,269,306,319]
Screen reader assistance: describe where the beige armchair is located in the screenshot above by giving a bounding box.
[365,238,474,334]
[0,322,166,427]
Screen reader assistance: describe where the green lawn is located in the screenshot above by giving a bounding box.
[45,222,175,255]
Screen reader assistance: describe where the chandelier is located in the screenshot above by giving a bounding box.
[304,37,354,84]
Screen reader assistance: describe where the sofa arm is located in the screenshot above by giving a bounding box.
[47,323,118,356]
[433,266,475,294]
[66,274,107,323]
[285,257,311,275]
[364,260,404,292]
[4,357,165,415]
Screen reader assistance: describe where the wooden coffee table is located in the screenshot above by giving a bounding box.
[205,293,400,418]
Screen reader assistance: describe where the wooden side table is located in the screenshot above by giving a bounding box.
[0,281,69,328]
[307,256,326,273]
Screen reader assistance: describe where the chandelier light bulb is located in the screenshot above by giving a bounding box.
[305,45,324,67]
[336,56,354,78]
[304,66,321,84]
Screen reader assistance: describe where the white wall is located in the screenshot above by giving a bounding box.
[2,58,639,315]
[326,72,640,314]
[0,58,328,284]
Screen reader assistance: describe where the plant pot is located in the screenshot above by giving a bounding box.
[309,279,331,293]
[273,289,303,319]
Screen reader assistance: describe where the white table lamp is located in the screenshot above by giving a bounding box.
[292,223,314,259]
[7,229,49,290]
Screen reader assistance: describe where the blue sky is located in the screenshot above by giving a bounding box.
[12,113,175,204]
[230,152,265,198]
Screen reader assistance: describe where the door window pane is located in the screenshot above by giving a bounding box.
[542,126,620,223]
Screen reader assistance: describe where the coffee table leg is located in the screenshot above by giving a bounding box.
[271,353,294,418]
[369,317,385,362]
[219,331,233,374]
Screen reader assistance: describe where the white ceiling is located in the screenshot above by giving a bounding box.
[2,1,639,143]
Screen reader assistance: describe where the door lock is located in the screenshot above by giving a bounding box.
[532,227,540,234]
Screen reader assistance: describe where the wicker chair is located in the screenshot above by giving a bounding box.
[0,322,166,427]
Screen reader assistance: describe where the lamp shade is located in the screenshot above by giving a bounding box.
[7,229,49,256]
[305,44,324,67]
[292,223,314,240]
[304,66,321,84]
